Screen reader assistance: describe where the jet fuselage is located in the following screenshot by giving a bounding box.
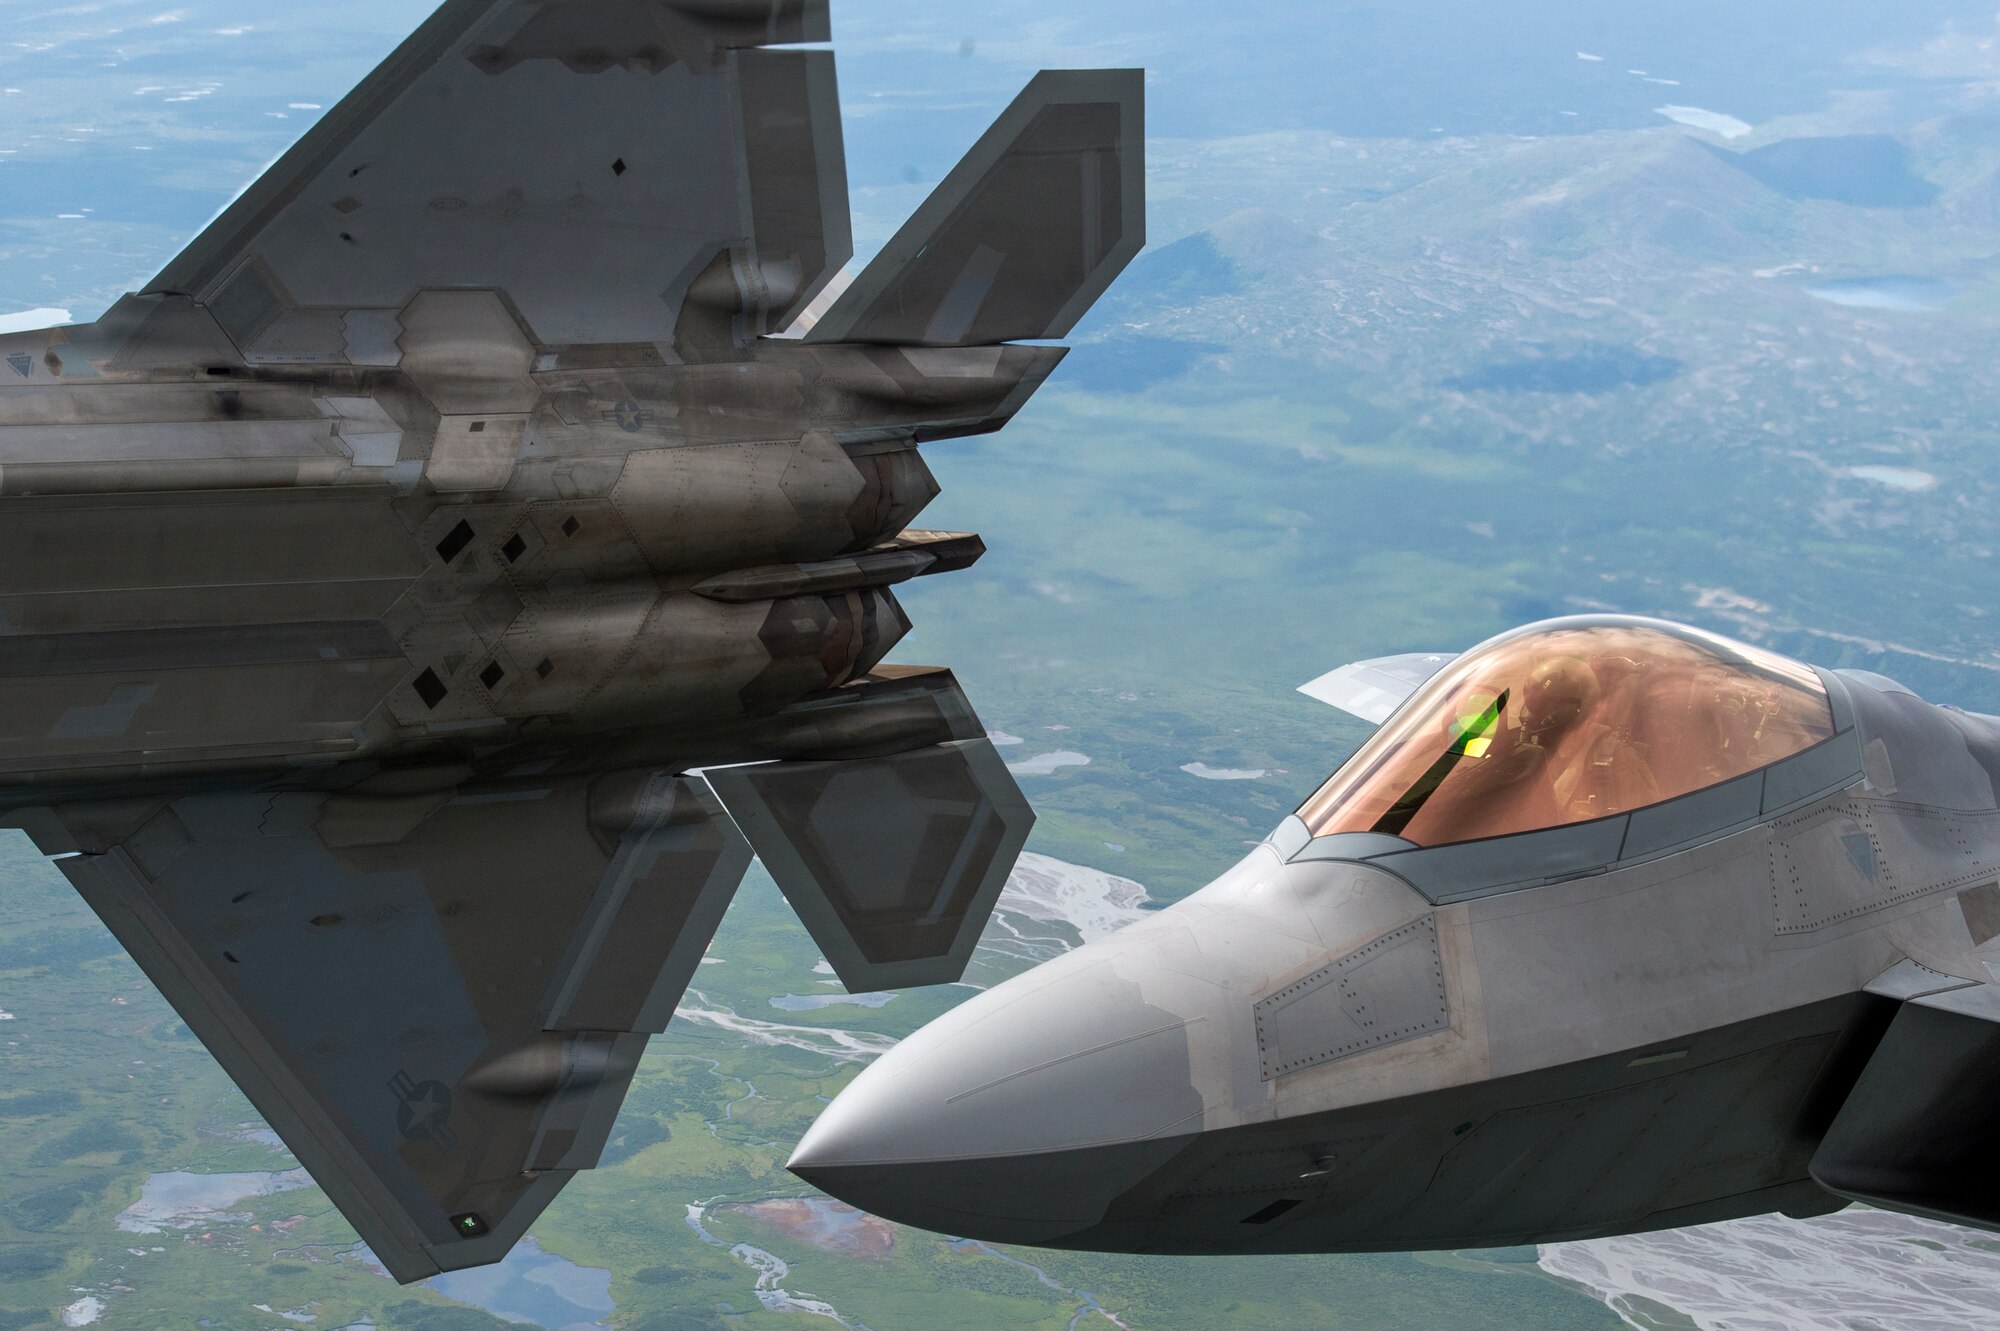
[792,618,2000,1254]
[0,303,1056,796]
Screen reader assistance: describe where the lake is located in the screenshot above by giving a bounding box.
[424,1236,615,1331]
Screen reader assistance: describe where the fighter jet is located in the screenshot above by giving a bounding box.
[0,0,1142,1282]
[792,615,2000,1254]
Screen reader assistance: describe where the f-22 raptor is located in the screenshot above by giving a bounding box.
[796,617,2000,1258]
[0,0,1142,1282]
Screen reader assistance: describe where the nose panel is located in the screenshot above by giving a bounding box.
[788,947,1206,1239]
[791,851,1442,1243]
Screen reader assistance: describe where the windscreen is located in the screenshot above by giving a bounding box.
[1297,619,1835,848]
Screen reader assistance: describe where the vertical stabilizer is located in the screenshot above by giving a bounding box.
[807,68,1144,347]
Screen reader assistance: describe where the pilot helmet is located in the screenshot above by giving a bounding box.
[1520,655,1600,738]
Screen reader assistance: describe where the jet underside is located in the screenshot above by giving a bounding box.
[0,0,1144,1282]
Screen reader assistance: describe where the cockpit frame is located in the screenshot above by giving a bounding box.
[1299,617,1839,849]
[1273,618,1867,904]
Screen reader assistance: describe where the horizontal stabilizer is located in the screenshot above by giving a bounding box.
[707,735,1033,990]
[1298,653,1457,725]
[22,770,749,1282]
[806,68,1144,346]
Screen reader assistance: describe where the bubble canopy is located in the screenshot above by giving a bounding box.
[1297,618,1836,849]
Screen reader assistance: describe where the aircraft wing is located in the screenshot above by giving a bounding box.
[29,772,749,1283]
[144,0,849,351]
[1297,652,1458,724]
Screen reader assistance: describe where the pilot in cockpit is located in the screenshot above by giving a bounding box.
[1298,620,1837,850]
[1529,655,1662,821]
[1434,655,1661,835]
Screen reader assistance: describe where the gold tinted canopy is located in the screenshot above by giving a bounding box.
[1298,618,1835,848]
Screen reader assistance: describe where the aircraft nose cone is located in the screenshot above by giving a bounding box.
[787,946,1203,1243]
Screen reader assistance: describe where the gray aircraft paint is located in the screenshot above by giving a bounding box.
[792,618,2000,1258]
[0,0,1144,1284]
